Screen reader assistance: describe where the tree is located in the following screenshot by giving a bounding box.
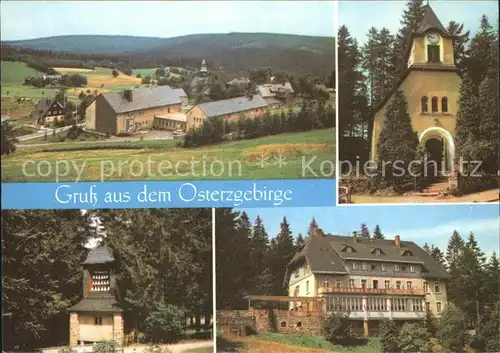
[360,223,370,238]
[466,15,497,85]
[307,217,319,238]
[372,224,384,239]
[249,215,272,295]
[430,245,445,265]
[446,231,465,304]
[380,319,400,353]
[144,303,185,343]
[437,303,467,353]
[1,121,18,155]
[295,233,306,251]
[268,217,295,295]
[321,312,352,344]
[112,69,119,77]
[398,322,431,353]
[446,21,469,72]
[2,210,93,349]
[376,90,419,190]
[93,209,212,331]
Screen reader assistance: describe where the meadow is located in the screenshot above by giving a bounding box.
[218,334,380,353]
[1,128,335,182]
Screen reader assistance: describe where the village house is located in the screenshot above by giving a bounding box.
[370,4,461,173]
[32,98,65,126]
[185,94,268,129]
[257,81,295,108]
[68,245,124,346]
[85,86,187,135]
[286,230,449,336]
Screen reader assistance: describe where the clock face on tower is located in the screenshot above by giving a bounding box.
[427,32,441,45]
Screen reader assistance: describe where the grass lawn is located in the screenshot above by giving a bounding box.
[2,128,335,182]
[132,67,158,77]
[218,334,380,353]
[1,61,44,84]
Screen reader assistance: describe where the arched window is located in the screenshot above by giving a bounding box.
[421,96,428,113]
[441,97,448,113]
[431,96,438,112]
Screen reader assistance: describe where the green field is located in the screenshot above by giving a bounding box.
[132,67,158,77]
[1,61,44,84]
[2,128,335,182]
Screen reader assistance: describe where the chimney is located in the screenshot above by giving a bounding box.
[395,235,401,248]
[314,228,325,238]
[353,231,358,243]
[124,89,133,102]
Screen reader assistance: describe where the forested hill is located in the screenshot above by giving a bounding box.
[3,33,335,76]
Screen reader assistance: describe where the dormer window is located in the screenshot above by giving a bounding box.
[341,245,356,253]
[372,248,385,255]
[402,250,414,256]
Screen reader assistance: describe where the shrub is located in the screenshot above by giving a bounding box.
[93,340,119,353]
[144,303,185,343]
[437,303,467,353]
[380,320,400,353]
[399,322,431,353]
[321,312,351,343]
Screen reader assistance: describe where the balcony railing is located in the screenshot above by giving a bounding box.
[318,286,425,295]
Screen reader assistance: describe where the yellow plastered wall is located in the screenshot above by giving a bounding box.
[371,70,461,160]
[78,314,114,342]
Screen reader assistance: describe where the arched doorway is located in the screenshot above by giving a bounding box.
[419,127,455,174]
[425,138,444,175]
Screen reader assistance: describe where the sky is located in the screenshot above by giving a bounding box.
[241,204,500,257]
[339,0,499,45]
[0,1,335,41]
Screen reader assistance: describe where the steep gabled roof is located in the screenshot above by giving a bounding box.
[197,94,268,118]
[414,5,450,36]
[82,245,115,265]
[287,234,449,279]
[34,99,63,119]
[102,86,186,114]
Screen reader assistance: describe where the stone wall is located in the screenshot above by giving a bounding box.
[217,309,322,336]
[69,312,79,346]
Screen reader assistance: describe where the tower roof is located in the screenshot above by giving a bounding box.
[82,245,115,265]
[414,5,450,36]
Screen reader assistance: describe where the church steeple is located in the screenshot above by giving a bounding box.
[200,59,208,77]
[406,4,457,69]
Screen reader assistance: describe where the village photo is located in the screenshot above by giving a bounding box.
[2,208,213,353]
[0,1,335,182]
[215,205,499,353]
[337,0,499,204]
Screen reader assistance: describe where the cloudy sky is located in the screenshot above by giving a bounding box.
[0,1,335,41]
[340,0,498,45]
[242,204,499,257]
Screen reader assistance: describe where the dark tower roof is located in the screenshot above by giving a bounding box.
[82,245,115,265]
[414,5,450,36]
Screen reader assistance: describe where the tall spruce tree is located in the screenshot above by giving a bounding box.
[295,233,306,251]
[447,21,470,72]
[249,215,272,295]
[372,224,385,239]
[445,231,465,304]
[269,217,295,296]
[430,245,445,265]
[307,217,319,238]
[467,15,497,85]
[2,210,93,350]
[376,90,419,189]
[360,223,371,238]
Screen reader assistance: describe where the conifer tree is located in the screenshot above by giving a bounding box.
[295,233,306,251]
[445,231,465,304]
[268,217,295,296]
[307,217,319,238]
[372,224,385,239]
[360,223,370,238]
[249,216,272,295]
[376,90,419,189]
